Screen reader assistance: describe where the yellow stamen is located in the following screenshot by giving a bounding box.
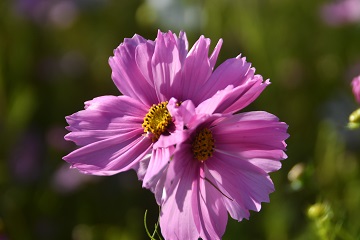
[192,128,215,162]
[142,102,172,142]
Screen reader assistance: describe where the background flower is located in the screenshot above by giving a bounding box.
[351,75,360,104]
[320,0,360,26]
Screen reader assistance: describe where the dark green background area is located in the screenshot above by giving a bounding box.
[1,0,360,239]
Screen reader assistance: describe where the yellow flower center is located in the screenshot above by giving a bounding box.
[142,101,172,142]
[192,128,215,162]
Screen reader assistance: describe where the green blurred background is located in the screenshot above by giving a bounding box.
[1,0,360,239]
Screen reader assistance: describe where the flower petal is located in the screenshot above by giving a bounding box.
[223,77,270,114]
[160,149,201,240]
[63,132,152,175]
[137,152,152,181]
[209,39,223,70]
[134,40,156,88]
[199,56,254,101]
[197,166,228,240]
[197,78,269,115]
[109,35,158,105]
[152,30,183,102]
[65,95,148,146]
[213,111,288,149]
[204,165,251,220]
[142,147,174,190]
[178,36,213,104]
[160,145,228,240]
[206,153,274,220]
[213,111,289,172]
[176,31,189,64]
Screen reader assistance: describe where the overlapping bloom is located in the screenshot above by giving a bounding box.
[63,30,269,181]
[140,94,289,239]
[352,75,360,104]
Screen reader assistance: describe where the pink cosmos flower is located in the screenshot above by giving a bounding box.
[63,30,269,179]
[321,0,360,26]
[141,96,289,240]
[352,75,360,104]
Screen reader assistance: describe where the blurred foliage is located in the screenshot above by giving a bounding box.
[0,0,360,239]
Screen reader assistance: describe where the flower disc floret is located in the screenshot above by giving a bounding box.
[192,128,215,161]
[142,101,172,141]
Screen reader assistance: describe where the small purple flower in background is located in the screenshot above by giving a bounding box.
[348,75,360,129]
[351,75,360,104]
[51,164,96,194]
[10,130,44,183]
[64,30,268,179]
[142,94,288,239]
[14,0,78,28]
[320,0,360,26]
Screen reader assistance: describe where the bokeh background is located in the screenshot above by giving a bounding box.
[1,0,360,239]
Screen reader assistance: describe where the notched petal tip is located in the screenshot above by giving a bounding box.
[209,38,223,68]
[178,30,186,38]
[156,29,175,41]
[263,78,271,85]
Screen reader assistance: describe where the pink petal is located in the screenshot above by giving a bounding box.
[213,111,289,150]
[212,111,288,172]
[162,143,195,199]
[209,39,223,70]
[63,133,152,175]
[152,30,183,102]
[197,78,269,114]
[142,147,174,190]
[204,165,250,221]
[123,34,148,46]
[134,41,156,88]
[153,169,168,205]
[137,152,151,181]
[141,144,186,205]
[206,153,274,220]
[160,151,201,240]
[167,99,197,127]
[154,130,189,149]
[179,36,213,104]
[160,143,228,240]
[197,166,228,240]
[176,31,189,64]
[65,95,148,146]
[199,56,254,101]
[109,35,158,106]
[223,77,270,114]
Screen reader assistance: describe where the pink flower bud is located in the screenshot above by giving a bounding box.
[352,75,360,104]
